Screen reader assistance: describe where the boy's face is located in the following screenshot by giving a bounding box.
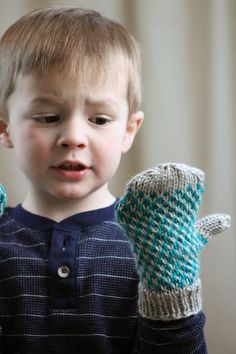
[0,70,143,212]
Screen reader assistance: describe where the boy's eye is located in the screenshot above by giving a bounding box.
[32,114,60,124]
[89,117,110,126]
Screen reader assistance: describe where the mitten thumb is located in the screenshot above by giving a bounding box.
[196,213,231,246]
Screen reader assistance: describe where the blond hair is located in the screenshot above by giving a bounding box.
[0,7,142,115]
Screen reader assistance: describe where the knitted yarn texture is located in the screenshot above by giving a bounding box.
[116,163,231,320]
[0,184,6,217]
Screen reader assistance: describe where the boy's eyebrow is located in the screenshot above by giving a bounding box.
[85,97,120,108]
[30,95,63,105]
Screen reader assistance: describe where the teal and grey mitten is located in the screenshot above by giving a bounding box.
[0,183,6,217]
[116,163,231,320]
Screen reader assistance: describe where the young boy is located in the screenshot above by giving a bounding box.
[0,6,230,354]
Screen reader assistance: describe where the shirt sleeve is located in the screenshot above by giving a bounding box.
[133,311,207,354]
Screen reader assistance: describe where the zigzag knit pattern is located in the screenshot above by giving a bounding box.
[0,184,6,217]
[116,164,206,292]
[116,163,230,320]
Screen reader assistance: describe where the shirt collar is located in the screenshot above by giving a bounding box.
[7,201,118,230]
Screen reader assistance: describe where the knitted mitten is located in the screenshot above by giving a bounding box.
[0,184,6,217]
[115,163,230,320]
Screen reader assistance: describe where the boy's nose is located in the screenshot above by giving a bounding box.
[57,121,88,149]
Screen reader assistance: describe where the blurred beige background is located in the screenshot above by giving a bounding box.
[0,0,235,353]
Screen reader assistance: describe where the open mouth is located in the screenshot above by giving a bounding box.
[52,161,90,180]
[59,163,86,171]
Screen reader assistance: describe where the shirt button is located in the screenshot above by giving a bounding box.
[57,265,70,278]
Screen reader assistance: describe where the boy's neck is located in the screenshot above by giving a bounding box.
[22,186,116,222]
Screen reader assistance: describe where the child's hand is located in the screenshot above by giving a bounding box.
[116,163,231,320]
[0,184,6,217]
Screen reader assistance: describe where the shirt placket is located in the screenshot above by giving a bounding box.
[48,226,78,308]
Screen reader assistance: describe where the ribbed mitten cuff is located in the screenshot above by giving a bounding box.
[138,279,202,321]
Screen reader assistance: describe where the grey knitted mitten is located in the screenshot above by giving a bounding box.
[0,184,6,217]
[116,163,230,320]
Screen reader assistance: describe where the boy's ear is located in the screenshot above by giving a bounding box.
[0,118,14,148]
[122,111,144,153]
